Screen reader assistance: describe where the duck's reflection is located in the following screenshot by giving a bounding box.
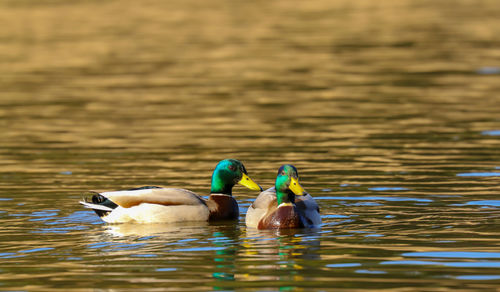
[207,224,322,290]
[244,228,321,260]
[237,228,321,288]
[210,224,241,284]
[91,221,320,290]
[104,221,209,238]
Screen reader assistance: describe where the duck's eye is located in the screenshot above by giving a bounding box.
[281,171,286,176]
[228,164,236,171]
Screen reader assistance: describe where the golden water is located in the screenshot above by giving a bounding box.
[1,0,499,290]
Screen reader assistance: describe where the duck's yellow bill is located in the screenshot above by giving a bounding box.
[289,177,305,196]
[238,173,263,191]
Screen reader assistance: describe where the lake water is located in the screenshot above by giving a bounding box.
[1,0,499,291]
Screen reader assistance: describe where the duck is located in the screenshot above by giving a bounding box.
[245,164,321,229]
[80,159,262,223]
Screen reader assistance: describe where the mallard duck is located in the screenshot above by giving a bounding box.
[80,159,262,223]
[245,164,321,229]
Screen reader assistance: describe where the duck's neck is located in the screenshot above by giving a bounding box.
[210,174,233,195]
[276,190,295,205]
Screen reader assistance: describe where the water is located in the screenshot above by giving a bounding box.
[1,0,499,291]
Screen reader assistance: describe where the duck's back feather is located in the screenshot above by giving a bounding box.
[100,188,206,208]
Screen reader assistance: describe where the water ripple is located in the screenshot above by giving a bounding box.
[403,251,500,259]
[381,260,500,268]
[18,247,54,253]
[456,172,500,177]
[465,200,500,207]
[456,275,500,280]
[170,246,226,252]
[326,263,361,268]
[368,187,410,191]
[315,196,432,202]
[481,130,500,136]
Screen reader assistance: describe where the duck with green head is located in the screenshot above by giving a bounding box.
[80,159,262,223]
[245,164,321,229]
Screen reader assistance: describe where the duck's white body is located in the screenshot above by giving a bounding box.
[245,187,321,228]
[80,187,210,224]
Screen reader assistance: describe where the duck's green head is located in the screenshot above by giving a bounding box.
[210,159,262,195]
[275,164,305,205]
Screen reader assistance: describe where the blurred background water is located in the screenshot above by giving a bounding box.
[0,0,499,291]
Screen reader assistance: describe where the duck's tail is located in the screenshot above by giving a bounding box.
[79,191,118,218]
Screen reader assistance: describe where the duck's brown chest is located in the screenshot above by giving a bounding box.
[258,205,305,229]
[207,195,239,221]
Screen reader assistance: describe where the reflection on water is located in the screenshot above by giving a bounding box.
[104,222,210,238]
[1,0,500,290]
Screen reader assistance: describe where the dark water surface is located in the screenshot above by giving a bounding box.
[1,0,499,291]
